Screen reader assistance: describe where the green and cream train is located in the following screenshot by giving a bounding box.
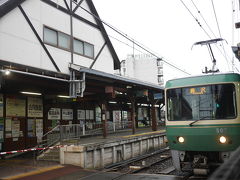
[165,73,240,174]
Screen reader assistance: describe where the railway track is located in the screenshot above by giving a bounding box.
[80,148,206,180]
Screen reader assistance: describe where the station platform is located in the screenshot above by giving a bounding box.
[0,127,166,180]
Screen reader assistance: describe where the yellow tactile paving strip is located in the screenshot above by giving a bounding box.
[121,129,166,138]
[2,165,64,180]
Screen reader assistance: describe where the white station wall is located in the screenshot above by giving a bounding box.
[0,0,115,74]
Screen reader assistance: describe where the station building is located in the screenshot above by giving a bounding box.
[0,0,164,153]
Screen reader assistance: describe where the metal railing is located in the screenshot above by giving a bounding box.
[59,124,81,141]
[37,121,141,154]
[108,121,132,133]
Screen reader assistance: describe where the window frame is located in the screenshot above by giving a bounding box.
[43,25,94,59]
[43,26,58,47]
[83,41,94,58]
[58,31,71,51]
[166,83,237,121]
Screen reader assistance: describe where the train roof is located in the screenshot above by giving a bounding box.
[165,72,240,88]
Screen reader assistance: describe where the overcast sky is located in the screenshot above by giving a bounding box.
[92,0,240,82]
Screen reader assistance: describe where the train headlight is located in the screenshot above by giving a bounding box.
[219,136,227,144]
[178,136,185,143]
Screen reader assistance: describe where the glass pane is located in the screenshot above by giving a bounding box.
[73,39,83,54]
[44,27,57,46]
[58,32,70,50]
[167,84,236,121]
[84,42,94,58]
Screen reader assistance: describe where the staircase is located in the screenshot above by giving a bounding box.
[37,146,60,162]
[37,124,82,162]
[36,123,131,162]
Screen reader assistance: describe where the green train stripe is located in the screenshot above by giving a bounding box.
[167,126,240,151]
[167,124,240,128]
[165,73,240,88]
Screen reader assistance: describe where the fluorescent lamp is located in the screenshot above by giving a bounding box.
[109,101,117,104]
[4,70,10,75]
[21,91,42,96]
[58,95,71,98]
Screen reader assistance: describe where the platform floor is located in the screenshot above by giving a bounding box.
[74,126,166,145]
[0,127,166,180]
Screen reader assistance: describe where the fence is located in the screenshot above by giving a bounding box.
[38,121,134,150]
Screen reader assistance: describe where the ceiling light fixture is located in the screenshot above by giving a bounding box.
[21,91,42,96]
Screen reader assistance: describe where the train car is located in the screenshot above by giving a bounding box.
[165,73,240,174]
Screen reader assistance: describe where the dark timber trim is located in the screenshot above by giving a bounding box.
[86,0,120,70]
[64,0,70,11]
[0,0,26,18]
[89,42,107,69]
[18,5,61,72]
[41,0,99,29]
[73,0,84,13]
[0,59,68,79]
[1,0,120,70]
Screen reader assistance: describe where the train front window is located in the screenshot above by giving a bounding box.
[167,84,237,121]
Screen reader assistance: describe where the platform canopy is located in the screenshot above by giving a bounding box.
[0,61,164,105]
[69,64,164,104]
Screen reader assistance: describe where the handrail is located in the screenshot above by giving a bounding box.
[42,125,60,138]
[37,121,147,156]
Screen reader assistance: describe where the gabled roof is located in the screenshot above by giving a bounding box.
[0,0,25,18]
[86,0,120,70]
[0,0,120,70]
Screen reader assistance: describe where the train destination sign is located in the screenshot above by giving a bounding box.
[189,87,206,95]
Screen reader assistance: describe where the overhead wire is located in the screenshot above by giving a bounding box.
[210,0,231,70]
[108,34,146,55]
[191,0,217,38]
[73,1,191,75]
[232,0,235,46]
[179,0,212,38]
[232,0,236,72]
[180,0,233,71]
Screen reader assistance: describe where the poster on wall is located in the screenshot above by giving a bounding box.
[95,107,101,122]
[0,131,3,143]
[106,111,110,120]
[5,118,11,132]
[27,118,36,137]
[48,108,61,120]
[6,97,26,117]
[113,111,121,123]
[0,94,3,117]
[77,110,85,120]
[62,109,73,120]
[0,118,3,142]
[89,110,94,120]
[36,119,43,143]
[12,120,20,138]
[85,110,90,119]
[28,97,43,118]
[138,108,144,120]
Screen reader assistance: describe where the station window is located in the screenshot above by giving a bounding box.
[43,27,57,46]
[58,32,70,50]
[74,39,84,54]
[84,42,94,58]
[43,26,94,59]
